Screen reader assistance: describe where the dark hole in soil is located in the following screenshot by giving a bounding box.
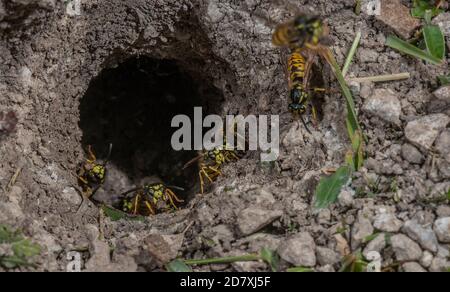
[308,63,327,122]
[79,56,223,205]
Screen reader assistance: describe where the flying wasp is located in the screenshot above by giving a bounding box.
[273,14,331,131]
[120,183,184,216]
[272,14,329,50]
[77,144,112,199]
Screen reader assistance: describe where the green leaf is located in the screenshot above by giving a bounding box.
[386,35,443,65]
[260,248,280,272]
[412,0,442,18]
[0,256,31,269]
[0,225,40,269]
[362,233,380,244]
[12,240,41,258]
[423,25,446,60]
[314,166,352,209]
[287,267,314,272]
[438,75,450,86]
[340,252,368,272]
[166,259,193,272]
[0,225,23,244]
[101,205,145,222]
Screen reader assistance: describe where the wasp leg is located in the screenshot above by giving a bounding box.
[86,145,97,163]
[144,200,156,216]
[226,151,240,161]
[199,167,218,194]
[199,169,211,194]
[166,189,183,203]
[133,193,141,215]
[199,171,205,194]
[311,104,319,130]
[78,175,89,185]
[165,193,178,210]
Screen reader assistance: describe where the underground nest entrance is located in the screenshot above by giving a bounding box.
[78,56,223,210]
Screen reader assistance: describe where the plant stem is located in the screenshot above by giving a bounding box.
[347,73,411,83]
[184,254,260,266]
[342,31,362,77]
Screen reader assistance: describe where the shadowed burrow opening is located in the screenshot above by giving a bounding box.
[308,63,327,122]
[79,56,224,209]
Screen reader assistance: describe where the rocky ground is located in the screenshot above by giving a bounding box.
[0,0,449,272]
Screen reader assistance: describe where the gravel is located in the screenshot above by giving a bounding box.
[402,220,439,253]
[434,218,450,243]
[237,208,283,236]
[277,232,316,267]
[363,89,402,126]
[391,234,423,262]
[405,114,450,151]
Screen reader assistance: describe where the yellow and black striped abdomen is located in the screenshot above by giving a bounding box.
[287,49,309,117]
[288,50,306,86]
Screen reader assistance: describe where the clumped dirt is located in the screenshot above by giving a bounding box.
[0,0,449,272]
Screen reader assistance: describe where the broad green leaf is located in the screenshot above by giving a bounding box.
[412,0,442,18]
[386,35,443,65]
[287,267,314,272]
[260,248,280,272]
[166,259,193,272]
[424,25,446,60]
[314,166,352,209]
[101,205,145,222]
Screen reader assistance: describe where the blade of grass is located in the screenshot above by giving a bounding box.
[166,259,193,272]
[355,0,362,15]
[287,267,314,272]
[323,48,361,137]
[260,248,280,272]
[342,30,361,77]
[184,254,260,266]
[347,73,411,83]
[386,35,443,65]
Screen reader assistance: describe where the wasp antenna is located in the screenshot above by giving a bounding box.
[167,185,185,192]
[103,143,113,166]
[300,116,312,134]
[182,155,202,170]
[120,187,140,197]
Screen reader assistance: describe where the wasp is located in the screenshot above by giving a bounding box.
[183,147,241,194]
[77,144,112,199]
[273,15,331,131]
[121,183,184,216]
[272,14,328,50]
[183,121,244,194]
